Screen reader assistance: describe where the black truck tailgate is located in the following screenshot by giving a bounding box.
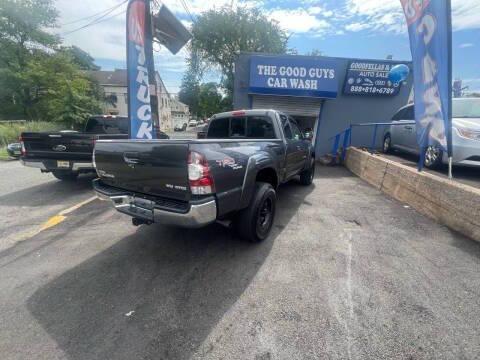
[21,132,94,161]
[94,140,191,201]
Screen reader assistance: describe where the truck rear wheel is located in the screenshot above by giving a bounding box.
[237,182,276,243]
[51,170,78,181]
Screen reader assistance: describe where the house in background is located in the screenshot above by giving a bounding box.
[88,69,189,132]
[170,95,190,129]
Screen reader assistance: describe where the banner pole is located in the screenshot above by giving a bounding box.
[145,0,160,135]
[447,0,453,179]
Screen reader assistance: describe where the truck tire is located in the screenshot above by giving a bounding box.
[299,160,315,185]
[51,170,78,181]
[237,182,276,243]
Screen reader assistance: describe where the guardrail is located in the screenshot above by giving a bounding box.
[329,122,409,161]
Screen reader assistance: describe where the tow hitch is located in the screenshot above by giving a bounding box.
[132,218,153,226]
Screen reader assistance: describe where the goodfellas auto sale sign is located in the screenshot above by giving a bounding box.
[126,0,155,139]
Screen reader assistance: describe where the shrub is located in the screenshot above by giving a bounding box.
[0,121,62,147]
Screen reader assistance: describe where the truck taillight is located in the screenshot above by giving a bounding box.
[188,151,214,195]
[19,136,26,156]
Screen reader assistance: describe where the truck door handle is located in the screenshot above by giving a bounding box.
[405,126,413,130]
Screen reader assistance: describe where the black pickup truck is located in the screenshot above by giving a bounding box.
[93,110,315,242]
[20,115,168,181]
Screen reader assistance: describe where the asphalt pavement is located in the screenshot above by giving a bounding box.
[1,161,480,359]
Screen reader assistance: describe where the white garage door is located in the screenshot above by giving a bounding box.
[252,95,322,117]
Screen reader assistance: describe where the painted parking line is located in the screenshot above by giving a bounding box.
[3,196,98,248]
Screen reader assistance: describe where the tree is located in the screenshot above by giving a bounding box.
[182,6,288,109]
[59,46,100,71]
[23,53,102,127]
[197,82,228,118]
[0,0,60,117]
[0,0,102,124]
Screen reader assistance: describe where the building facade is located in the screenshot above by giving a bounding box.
[234,53,413,156]
[170,96,190,129]
[88,69,189,132]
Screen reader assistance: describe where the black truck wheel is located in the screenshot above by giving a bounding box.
[237,182,276,243]
[299,160,315,185]
[51,170,78,181]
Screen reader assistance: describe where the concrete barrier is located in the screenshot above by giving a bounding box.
[344,147,480,242]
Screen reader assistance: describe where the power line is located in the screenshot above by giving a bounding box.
[60,0,129,27]
[57,10,127,36]
[59,6,127,36]
[177,0,195,23]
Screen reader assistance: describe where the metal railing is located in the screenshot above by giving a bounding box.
[329,122,410,161]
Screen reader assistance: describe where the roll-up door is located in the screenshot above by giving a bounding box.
[252,95,322,117]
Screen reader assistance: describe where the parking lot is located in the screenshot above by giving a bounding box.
[1,160,480,359]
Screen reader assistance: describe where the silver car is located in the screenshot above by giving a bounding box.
[383,98,480,169]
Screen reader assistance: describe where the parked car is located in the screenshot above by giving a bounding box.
[174,123,188,132]
[383,98,480,169]
[6,142,22,158]
[188,119,198,127]
[20,115,169,181]
[93,109,315,242]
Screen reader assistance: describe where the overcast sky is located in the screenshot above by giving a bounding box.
[55,0,480,94]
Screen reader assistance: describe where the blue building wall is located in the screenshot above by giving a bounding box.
[233,53,413,156]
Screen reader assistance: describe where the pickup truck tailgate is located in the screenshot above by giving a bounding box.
[94,140,191,201]
[22,132,94,160]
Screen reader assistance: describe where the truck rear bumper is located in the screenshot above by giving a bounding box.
[93,179,217,228]
[21,159,94,172]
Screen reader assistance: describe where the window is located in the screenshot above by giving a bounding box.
[84,118,104,133]
[404,106,415,120]
[283,122,293,140]
[246,116,275,139]
[392,106,413,121]
[289,120,303,140]
[453,99,480,118]
[207,118,229,138]
[207,116,277,139]
[230,117,246,137]
[85,117,129,134]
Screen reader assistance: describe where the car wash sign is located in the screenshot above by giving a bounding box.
[126,0,155,139]
[249,56,339,98]
[343,60,406,96]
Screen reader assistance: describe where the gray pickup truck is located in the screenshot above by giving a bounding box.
[93,109,315,242]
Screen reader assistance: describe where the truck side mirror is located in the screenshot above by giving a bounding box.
[197,131,206,139]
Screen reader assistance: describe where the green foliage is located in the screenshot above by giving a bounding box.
[0,0,102,125]
[181,6,288,110]
[59,45,100,71]
[0,121,61,147]
[0,146,9,160]
[197,82,229,118]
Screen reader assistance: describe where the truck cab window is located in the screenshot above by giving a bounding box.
[283,123,293,140]
[230,117,246,137]
[246,116,275,139]
[289,120,303,140]
[207,118,229,138]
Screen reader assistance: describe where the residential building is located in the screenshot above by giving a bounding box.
[170,95,190,129]
[87,69,187,132]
